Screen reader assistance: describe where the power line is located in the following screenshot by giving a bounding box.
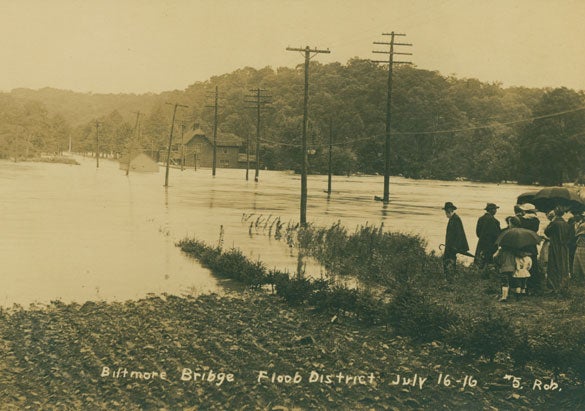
[257,105,585,149]
[392,105,585,136]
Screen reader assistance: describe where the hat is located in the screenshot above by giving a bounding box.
[518,203,536,212]
[485,203,499,211]
[506,215,521,227]
[442,202,457,211]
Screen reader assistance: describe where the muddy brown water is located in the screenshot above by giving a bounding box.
[0,155,537,306]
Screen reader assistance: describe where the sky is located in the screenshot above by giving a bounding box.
[0,0,584,94]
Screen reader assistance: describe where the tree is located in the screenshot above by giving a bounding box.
[517,88,585,185]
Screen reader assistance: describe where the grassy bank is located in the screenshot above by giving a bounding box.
[177,220,585,409]
[0,293,576,410]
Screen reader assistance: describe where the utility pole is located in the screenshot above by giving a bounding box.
[164,103,188,187]
[245,88,271,182]
[327,117,333,196]
[180,122,186,171]
[286,45,330,226]
[245,131,250,181]
[372,32,412,203]
[205,86,221,176]
[126,111,141,176]
[95,121,102,168]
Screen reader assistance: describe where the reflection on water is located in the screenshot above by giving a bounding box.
[0,155,536,306]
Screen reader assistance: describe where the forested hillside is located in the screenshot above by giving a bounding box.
[2,60,584,185]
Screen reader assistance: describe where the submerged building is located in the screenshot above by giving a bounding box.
[119,152,159,172]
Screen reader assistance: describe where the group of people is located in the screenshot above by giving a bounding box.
[442,200,585,300]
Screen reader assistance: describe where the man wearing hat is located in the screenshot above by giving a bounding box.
[443,202,469,282]
[475,203,501,277]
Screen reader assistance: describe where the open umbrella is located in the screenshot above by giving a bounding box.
[496,228,542,250]
[517,190,539,205]
[516,187,585,213]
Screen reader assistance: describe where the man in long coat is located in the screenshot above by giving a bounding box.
[475,203,501,277]
[443,202,469,282]
[544,207,571,292]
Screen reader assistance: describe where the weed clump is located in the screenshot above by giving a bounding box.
[387,286,458,342]
[444,312,517,362]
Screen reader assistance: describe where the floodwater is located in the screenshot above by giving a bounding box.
[0,155,536,306]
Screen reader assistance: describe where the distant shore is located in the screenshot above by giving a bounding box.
[8,155,80,165]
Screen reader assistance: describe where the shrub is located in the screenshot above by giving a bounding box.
[275,276,314,306]
[530,322,585,378]
[354,292,388,325]
[445,312,517,361]
[310,285,359,314]
[387,286,458,342]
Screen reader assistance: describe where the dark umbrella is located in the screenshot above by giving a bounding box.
[516,187,585,213]
[517,190,539,205]
[496,228,542,250]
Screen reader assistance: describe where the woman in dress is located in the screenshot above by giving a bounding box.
[572,214,585,285]
[544,207,571,293]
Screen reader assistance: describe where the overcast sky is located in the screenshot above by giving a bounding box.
[1,0,583,94]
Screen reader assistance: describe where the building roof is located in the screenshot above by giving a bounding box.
[185,129,243,147]
[119,151,157,164]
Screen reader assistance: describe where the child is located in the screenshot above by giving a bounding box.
[494,246,516,302]
[513,250,532,296]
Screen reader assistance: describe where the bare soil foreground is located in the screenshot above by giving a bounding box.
[0,292,579,410]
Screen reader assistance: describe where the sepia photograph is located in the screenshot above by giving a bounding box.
[1,0,585,409]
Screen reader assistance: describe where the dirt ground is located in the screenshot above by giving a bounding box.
[0,291,579,410]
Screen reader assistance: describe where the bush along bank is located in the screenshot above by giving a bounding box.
[176,235,585,387]
[242,215,441,288]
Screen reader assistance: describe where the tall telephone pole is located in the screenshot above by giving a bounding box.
[372,32,412,203]
[94,121,102,168]
[126,111,141,176]
[245,88,271,182]
[164,103,188,187]
[327,117,333,196]
[286,46,330,226]
[206,86,220,176]
[180,122,186,171]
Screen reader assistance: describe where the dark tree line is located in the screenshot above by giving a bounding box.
[2,62,585,185]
